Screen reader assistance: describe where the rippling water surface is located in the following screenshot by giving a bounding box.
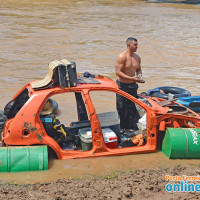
[0,0,200,183]
[0,0,200,106]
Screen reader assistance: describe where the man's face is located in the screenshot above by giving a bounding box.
[129,41,138,52]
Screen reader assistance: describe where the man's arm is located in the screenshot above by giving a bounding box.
[135,55,145,83]
[115,54,138,81]
[135,55,142,76]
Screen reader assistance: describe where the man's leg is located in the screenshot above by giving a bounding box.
[116,93,128,129]
[126,100,140,130]
[126,84,140,130]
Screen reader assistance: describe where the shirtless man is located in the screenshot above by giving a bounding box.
[115,37,144,84]
[115,37,144,130]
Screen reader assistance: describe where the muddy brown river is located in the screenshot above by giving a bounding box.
[0,0,200,184]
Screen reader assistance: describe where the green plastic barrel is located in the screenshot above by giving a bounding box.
[0,146,48,172]
[162,128,200,159]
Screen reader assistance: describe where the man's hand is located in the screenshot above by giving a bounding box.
[132,75,145,83]
[135,74,145,83]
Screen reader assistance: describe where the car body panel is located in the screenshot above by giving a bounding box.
[2,76,200,159]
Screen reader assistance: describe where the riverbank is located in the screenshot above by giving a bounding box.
[0,165,199,200]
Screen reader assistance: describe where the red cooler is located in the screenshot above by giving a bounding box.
[102,128,118,149]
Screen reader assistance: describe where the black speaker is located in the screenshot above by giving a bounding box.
[58,64,67,87]
[67,62,77,87]
[57,62,77,88]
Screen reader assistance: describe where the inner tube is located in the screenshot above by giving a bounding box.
[149,86,191,99]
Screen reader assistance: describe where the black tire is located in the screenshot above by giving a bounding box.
[150,86,191,99]
[0,110,8,138]
[0,110,7,122]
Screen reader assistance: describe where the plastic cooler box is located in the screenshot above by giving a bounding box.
[78,127,118,150]
[102,128,118,148]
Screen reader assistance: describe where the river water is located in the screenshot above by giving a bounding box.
[0,0,200,183]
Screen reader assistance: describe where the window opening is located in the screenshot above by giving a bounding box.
[40,92,88,151]
[90,91,147,149]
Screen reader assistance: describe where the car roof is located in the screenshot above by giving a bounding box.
[29,76,119,93]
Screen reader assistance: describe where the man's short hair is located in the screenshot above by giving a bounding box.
[126,37,137,46]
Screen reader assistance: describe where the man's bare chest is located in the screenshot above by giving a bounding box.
[124,58,139,70]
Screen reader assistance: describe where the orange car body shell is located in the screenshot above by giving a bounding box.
[2,76,200,159]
